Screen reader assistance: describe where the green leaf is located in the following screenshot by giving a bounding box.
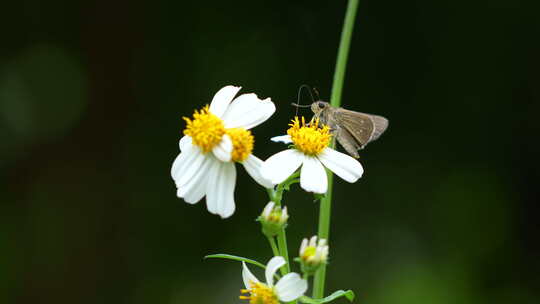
[299,290,355,303]
[204,254,266,270]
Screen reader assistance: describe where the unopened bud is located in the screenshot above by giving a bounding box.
[297,235,329,275]
[259,202,289,237]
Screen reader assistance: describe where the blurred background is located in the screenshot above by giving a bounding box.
[1,0,539,303]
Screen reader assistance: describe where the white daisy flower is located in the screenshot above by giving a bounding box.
[171,85,275,218]
[261,116,364,194]
[240,256,307,304]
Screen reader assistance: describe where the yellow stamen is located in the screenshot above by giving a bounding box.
[287,116,331,155]
[301,246,317,261]
[183,105,225,153]
[226,128,254,162]
[268,210,281,222]
[239,281,279,304]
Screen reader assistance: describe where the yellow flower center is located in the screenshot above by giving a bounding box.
[226,128,254,162]
[268,210,282,222]
[287,116,331,156]
[240,281,279,304]
[301,246,317,261]
[183,106,225,153]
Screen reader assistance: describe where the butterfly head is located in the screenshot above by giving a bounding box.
[311,101,329,115]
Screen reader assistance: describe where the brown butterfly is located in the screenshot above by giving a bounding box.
[294,100,388,158]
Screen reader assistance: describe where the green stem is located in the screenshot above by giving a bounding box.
[312,0,359,299]
[266,188,291,274]
[267,236,280,258]
[330,0,359,109]
[266,187,295,304]
[312,170,334,297]
[276,228,290,273]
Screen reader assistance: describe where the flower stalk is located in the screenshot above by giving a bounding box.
[267,236,281,259]
[266,188,291,275]
[312,0,360,299]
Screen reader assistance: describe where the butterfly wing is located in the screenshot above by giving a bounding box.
[336,127,361,158]
[335,108,388,149]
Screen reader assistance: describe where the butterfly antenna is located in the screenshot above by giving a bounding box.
[312,87,320,100]
[293,84,316,116]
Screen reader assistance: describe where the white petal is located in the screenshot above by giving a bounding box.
[175,150,206,188]
[242,262,260,289]
[182,177,207,203]
[242,154,274,188]
[271,135,292,144]
[171,148,203,184]
[177,157,215,204]
[171,153,185,179]
[321,246,329,260]
[212,134,233,162]
[317,147,364,183]
[299,238,308,256]
[262,201,275,218]
[179,135,192,152]
[309,236,317,247]
[281,207,288,221]
[209,85,241,118]
[260,150,304,185]
[171,138,195,179]
[265,256,286,286]
[222,94,276,129]
[300,157,328,194]
[206,161,236,218]
[204,159,221,214]
[275,273,308,302]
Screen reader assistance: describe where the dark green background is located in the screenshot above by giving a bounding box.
[1,0,538,303]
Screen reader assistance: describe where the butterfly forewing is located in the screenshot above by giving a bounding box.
[307,100,388,157]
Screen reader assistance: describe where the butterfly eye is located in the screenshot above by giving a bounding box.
[318,102,326,109]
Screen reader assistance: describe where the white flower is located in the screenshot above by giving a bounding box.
[299,236,329,265]
[240,256,307,303]
[171,85,275,218]
[261,117,364,194]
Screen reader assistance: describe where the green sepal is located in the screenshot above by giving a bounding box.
[260,219,287,237]
[295,257,325,276]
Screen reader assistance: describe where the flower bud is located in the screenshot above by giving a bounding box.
[259,202,289,237]
[297,236,329,275]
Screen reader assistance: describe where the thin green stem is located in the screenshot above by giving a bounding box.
[313,0,359,299]
[267,236,280,258]
[276,228,290,272]
[312,170,334,297]
[266,188,291,274]
[266,187,295,304]
[330,0,359,109]
[267,236,286,275]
